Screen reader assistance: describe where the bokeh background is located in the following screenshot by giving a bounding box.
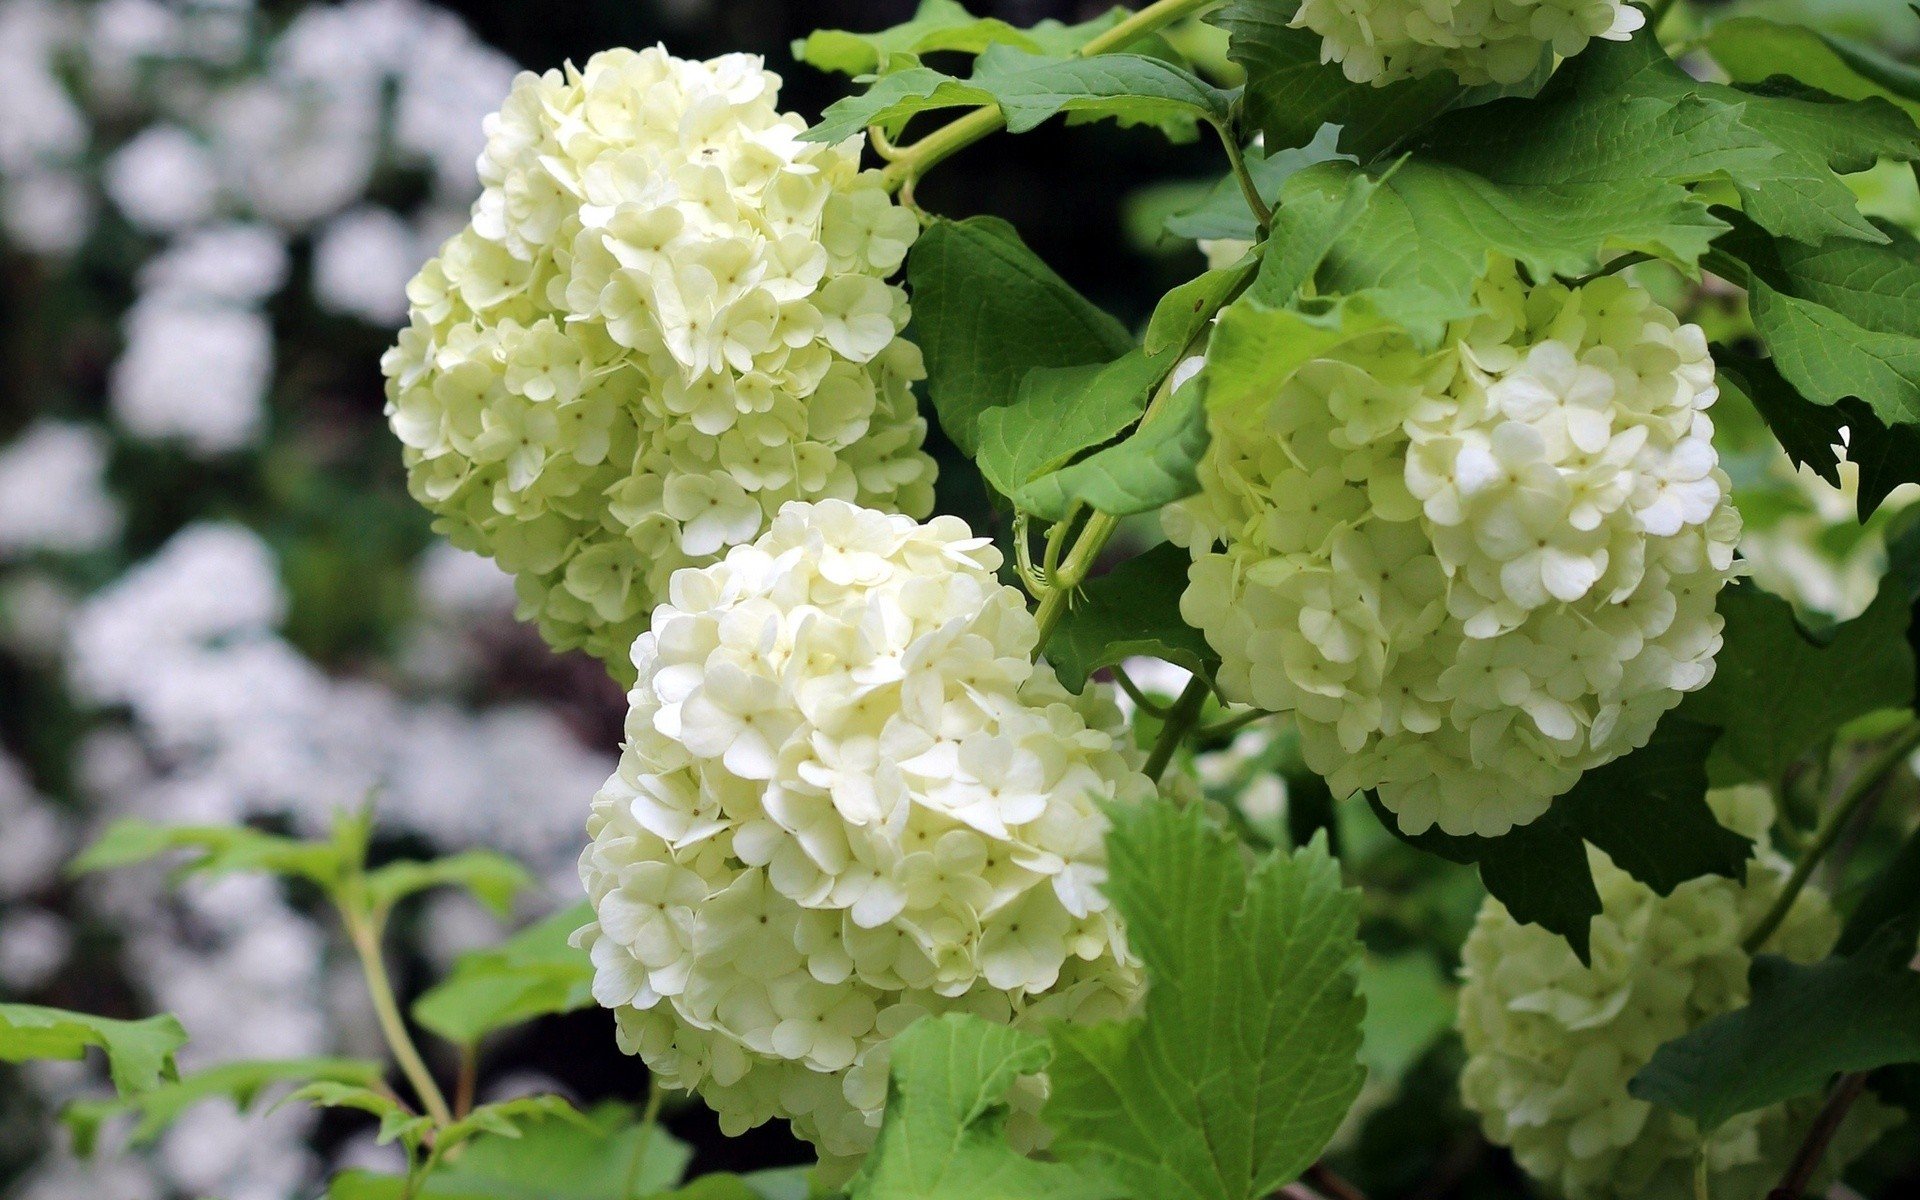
[2,1,1919,1197]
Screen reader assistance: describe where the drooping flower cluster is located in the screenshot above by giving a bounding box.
[577,500,1145,1166]
[383,47,937,677]
[1291,0,1646,86]
[1168,262,1739,837]
[1457,788,1894,1200]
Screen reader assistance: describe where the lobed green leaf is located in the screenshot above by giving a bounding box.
[412,904,596,1047]
[1045,542,1219,694]
[0,1005,187,1098]
[64,1057,382,1155]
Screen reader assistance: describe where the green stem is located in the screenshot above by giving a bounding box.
[1032,510,1120,649]
[1144,677,1212,782]
[1197,706,1270,740]
[1112,664,1174,720]
[623,1078,666,1199]
[1214,119,1273,233]
[343,904,456,1128]
[1743,720,1920,954]
[879,0,1222,190]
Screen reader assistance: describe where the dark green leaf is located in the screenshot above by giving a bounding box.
[1839,823,1920,956]
[1679,581,1915,785]
[907,216,1132,454]
[1045,807,1366,1200]
[0,1006,187,1097]
[849,1014,1113,1200]
[1706,16,1920,120]
[975,350,1160,500]
[1013,374,1209,521]
[412,904,596,1046]
[64,1057,382,1155]
[1045,542,1217,693]
[1631,923,1920,1129]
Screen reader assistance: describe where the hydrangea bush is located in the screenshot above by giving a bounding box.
[10,3,1920,1200]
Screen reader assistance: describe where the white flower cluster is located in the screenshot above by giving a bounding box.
[383,47,937,677]
[1457,788,1894,1200]
[1169,263,1739,837]
[1736,440,1920,622]
[0,420,121,559]
[1291,0,1646,86]
[578,501,1145,1164]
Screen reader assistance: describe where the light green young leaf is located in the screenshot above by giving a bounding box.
[806,46,1231,144]
[437,1094,599,1157]
[0,1005,187,1097]
[1707,16,1920,120]
[71,819,355,889]
[1356,953,1455,1089]
[412,904,595,1047]
[325,1103,693,1200]
[1045,542,1218,694]
[1679,581,1916,785]
[1163,125,1349,245]
[975,350,1161,500]
[850,1013,1115,1200]
[792,0,1129,77]
[1144,251,1258,360]
[1212,0,1465,159]
[64,1057,382,1155]
[1201,291,1399,417]
[289,1081,434,1151]
[364,850,533,918]
[1044,805,1366,1200]
[907,216,1132,454]
[1013,374,1209,521]
[1631,923,1920,1130]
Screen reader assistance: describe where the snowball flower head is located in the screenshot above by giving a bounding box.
[383,47,936,680]
[1292,0,1646,86]
[577,500,1145,1169]
[1457,787,1894,1200]
[1169,261,1738,837]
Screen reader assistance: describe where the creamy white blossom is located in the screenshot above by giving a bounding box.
[110,296,273,453]
[382,46,937,678]
[1292,0,1646,86]
[1458,788,1896,1200]
[0,420,122,558]
[1170,262,1739,837]
[578,500,1144,1167]
[105,124,221,232]
[312,206,424,325]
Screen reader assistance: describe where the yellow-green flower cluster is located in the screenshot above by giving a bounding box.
[382,47,936,677]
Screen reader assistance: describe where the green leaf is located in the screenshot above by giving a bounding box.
[0,1005,187,1097]
[63,1057,382,1155]
[907,216,1132,455]
[289,1081,435,1151]
[325,1104,693,1200]
[1679,581,1916,785]
[1712,213,1920,444]
[1163,125,1349,245]
[1706,16,1920,121]
[412,904,596,1047]
[974,350,1161,500]
[1718,345,1920,521]
[1045,806,1366,1200]
[849,1013,1113,1200]
[1630,922,1920,1129]
[1045,542,1219,693]
[437,1094,600,1157]
[1212,0,1466,159]
[1200,291,1400,417]
[71,819,355,889]
[1356,953,1456,1089]
[1013,373,1209,521]
[793,0,1129,77]
[1839,822,1920,956]
[805,46,1232,144]
[364,850,533,918]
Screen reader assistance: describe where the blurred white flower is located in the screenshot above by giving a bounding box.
[140,221,289,304]
[312,206,423,325]
[0,906,72,992]
[2,167,94,255]
[0,420,122,558]
[0,752,70,900]
[110,296,273,453]
[105,124,220,232]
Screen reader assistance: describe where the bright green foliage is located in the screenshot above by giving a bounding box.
[412,904,595,1047]
[0,1005,187,1097]
[1144,253,1258,359]
[1680,582,1916,786]
[1200,290,1396,417]
[1212,0,1468,158]
[1045,542,1219,693]
[805,46,1231,144]
[325,1103,693,1200]
[907,216,1131,454]
[364,850,532,918]
[975,351,1159,500]
[1013,374,1208,521]
[71,816,364,889]
[1044,804,1366,1200]
[289,1081,435,1152]
[64,1057,383,1154]
[436,1095,602,1157]
[1356,953,1456,1090]
[1377,716,1745,960]
[793,0,1128,78]
[1706,16,1920,119]
[1631,923,1920,1130]
[849,1014,1113,1200]
[1162,126,1348,244]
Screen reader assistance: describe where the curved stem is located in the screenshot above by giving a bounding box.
[1033,510,1120,649]
[1112,664,1174,720]
[344,905,456,1128]
[1144,676,1212,782]
[1214,119,1273,233]
[1743,719,1920,954]
[1768,1071,1870,1200]
[1197,706,1270,740]
[623,1078,667,1199]
[880,0,1222,190]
